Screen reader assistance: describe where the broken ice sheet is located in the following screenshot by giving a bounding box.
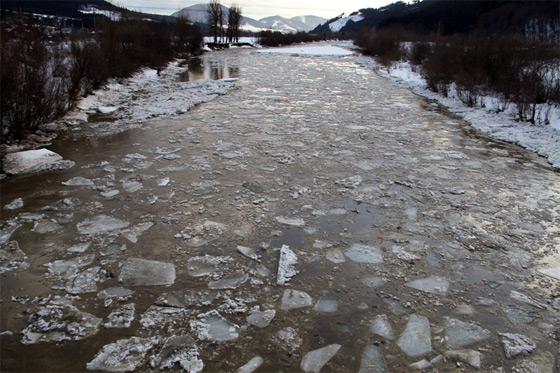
[392,246,421,261]
[313,297,338,313]
[118,258,175,286]
[444,318,491,349]
[77,215,130,235]
[208,273,247,290]
[247,309,276,328]
[359,344,388,373]
[237,245,260,261]
[237,356,263,373]
[275,216,305,226]
[87,336,158,372]
[0,241,29,274]
[396,314,431,357]
[281,289,313,310]
[122,180,143,193]
[22,300,102,344]
[500,333,536,359]
[300,344,341,373]
[190,311,240,342]
[0,224,21,245]
[326,248,346,263]
[271,327,302,353]
[378,293,413,316]
[155,290,216,309]
[140,305,191,331]
[370,314,394,340]
[67,242,91,253]
[32,220,63,234]
[62,177,94,186]
[104,303,135,328]
[360,276,387,289]
[345,244,383,264]
[151,335,203,372]
[445,349,481,369]
[405,276,450,296]
[120,222,154,243]
[4,198,23,210]
[277,245,298,285]
[187,255,233,277]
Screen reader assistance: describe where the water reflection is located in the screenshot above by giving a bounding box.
[178,57,240,82]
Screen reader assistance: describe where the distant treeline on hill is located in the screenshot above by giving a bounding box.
[312,0,559,41]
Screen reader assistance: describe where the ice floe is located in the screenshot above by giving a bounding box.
[151,335,203,372]
[396,314,431,357]
[344,244,383,264]
[77,215,130,235]
[499,332,536,359]
[3,149,74,175]
[277,244,298,285]
[87,336,158,371]
[190,311,240,342]
[281,289,313,310]
[300,344,341,372]
[118,258,176,286]
[444,318,491,349]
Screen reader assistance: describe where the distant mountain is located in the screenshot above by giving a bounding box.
[172,4,325,33]
[311,1,425,34]
[0,0,172,26]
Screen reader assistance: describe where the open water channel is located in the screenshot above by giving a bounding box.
[1,45,559,372]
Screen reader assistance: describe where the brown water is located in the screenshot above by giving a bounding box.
[1,46,559,372]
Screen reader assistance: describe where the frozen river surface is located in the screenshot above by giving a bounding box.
[1,46,560,372]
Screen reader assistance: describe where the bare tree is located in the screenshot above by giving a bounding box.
[207,0,223,44]
[227,5,242,44]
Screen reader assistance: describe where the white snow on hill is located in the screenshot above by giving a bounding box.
[329,13,364,32]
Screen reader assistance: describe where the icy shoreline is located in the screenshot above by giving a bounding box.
[1,58,239,176]
[355,56,560,169]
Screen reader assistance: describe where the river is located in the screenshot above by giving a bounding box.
[1,45,559,372]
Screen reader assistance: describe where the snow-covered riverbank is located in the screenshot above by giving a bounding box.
[356,56,560,169]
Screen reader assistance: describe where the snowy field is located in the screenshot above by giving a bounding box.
[356,56,560,169]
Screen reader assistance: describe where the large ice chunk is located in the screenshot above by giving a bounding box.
[359,344,388,373]
[87,336,158,371]
[499,333,536,358]
[277,245,298,285]
[300,344,341,372]
[77,215,130,235]
[396,314,431,357]
[190,311,240,342]
[405,276,450,296]
[3,149,74,175]
[370,314,394,340]
[151,335,203,372]
[444,318,491,349]
[237,356,263,373]
[345,244,383,264]
[281,289,313,310]
[247,309,276,328]
[118,258,175,286]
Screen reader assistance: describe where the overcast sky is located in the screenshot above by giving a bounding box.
[113,0,396,20]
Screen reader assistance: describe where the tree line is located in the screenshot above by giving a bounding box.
[207,0,242,44]
[1,13,203,144]
[355,27,559,125]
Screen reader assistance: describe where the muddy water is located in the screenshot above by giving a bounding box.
[1,46,559,372]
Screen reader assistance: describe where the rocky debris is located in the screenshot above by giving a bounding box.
[396,314,431,357]
[87,336,158,372]
[444,318,491,349]
[151,335,203,372]
[445,349,481,369]
[359,344,388,372]
[189,311,240,342]
[247,309,276,328]
[405,276,450,296]
[370,314,394,340]
[281,289,313,310]
[77,215,130,235]
[499,333,537,358]
[22,300,101,344]
[271,327,302,354]
[277,245,298,285]
[104,303,135,328]
[345,244,383,264]
[237,356,264,373]
[0,241,29,273]
[3,149,74,175]
[300,344,341,372]
[118,258,175,286]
